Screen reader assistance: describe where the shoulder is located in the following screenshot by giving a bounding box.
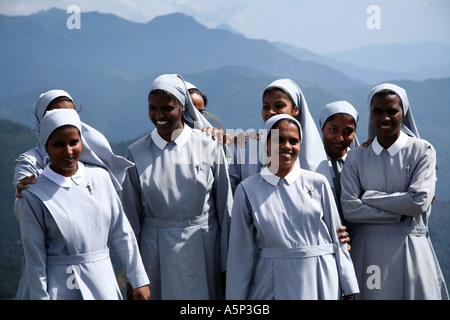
[128,132,152,152]
[407,136,435,153]
[15,148,40,165]
[84,163,111,177]
[300,169,330,187]
[238,171,265,193]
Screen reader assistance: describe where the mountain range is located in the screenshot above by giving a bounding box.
[0,7,449,299]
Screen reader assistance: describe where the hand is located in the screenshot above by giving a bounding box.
[336,226,351,251]
[202,127,227,145]
[16,175,36,198]
[361,139,373,147]
[133,285,151,300]
[225,131,259,148]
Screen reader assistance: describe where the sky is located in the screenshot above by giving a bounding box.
[0,0,449,54]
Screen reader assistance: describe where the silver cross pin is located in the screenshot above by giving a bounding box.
[308,187,314,199]
[195,163,202,175]
[86,182,94,195]
[406,165,411,177]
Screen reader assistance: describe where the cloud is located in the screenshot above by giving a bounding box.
[1,0,449,53]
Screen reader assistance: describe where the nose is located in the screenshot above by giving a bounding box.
[280,141,292,150]
[154,109,166,120]
[64,145,74,156]
[335,134,344,142]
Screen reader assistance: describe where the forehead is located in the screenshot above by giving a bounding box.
[371,94,402,109]
[263,88,290,102]
[325,114,356,127]
[149,91,180,106]
[272,120,300,137]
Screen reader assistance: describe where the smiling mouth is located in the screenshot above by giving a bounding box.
[279,153,293,159]
[157,120,169,126]
[62,158,76,164]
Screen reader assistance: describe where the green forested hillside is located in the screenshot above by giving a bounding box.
[0,119,36,299]
[0,117,449,299]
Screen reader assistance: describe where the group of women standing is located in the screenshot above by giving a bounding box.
[12,73,448,300]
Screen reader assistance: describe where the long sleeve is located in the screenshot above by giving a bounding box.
[13,149,45,219]
[211,142,234,271]
[226,184,258,300]
[361,145,436,217]
[319,179,359,295]
[18,193,49,300]
[340,154,401,224]
[120,150,144,242]
[107,184,149,289]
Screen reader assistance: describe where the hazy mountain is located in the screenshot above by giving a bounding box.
[274,41,450,84]
[0,8,363,94]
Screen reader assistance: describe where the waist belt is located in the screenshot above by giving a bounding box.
[356,225,428,236]
[143,213,211,228]
[259,243,336,259]
[47,248,110,266]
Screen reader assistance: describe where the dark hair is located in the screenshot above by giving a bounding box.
[148,89,182,107]
[370,89,403,109]
[263,87,297,109]
[323,113,357,129]
[45,96,82,114]
[188,88,208,107]
[267,118,302,142]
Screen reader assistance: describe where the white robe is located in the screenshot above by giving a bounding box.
[16,162,148,300]
[226,166,359,300]
[121,125,233,300]
[340,131,448,299]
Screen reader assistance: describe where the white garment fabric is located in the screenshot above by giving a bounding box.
[16,162,149,300]
[121,124,233,300]
[341,129,448,299]
[226,114,359,299]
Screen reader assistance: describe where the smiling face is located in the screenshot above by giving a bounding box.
[322,114,356,159]
[148,91,185,142]
[45,125,82,177]
[261,88,299,123]
[266,119,301,178]
[370,93,403,149]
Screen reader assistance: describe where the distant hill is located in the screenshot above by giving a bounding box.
[326,42,450,81]
[275,41,450,84]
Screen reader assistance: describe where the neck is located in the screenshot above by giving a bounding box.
[268,162,294,179]
[377,132,400,149]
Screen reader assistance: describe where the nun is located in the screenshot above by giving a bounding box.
[319,101,360,238]
[340,83,449,299]
[13,89,135,299]
[226,114,359,300]
[228,78,333,193]
[13,89,133,205]
[16,109,150,300]
[120,74,233,300]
